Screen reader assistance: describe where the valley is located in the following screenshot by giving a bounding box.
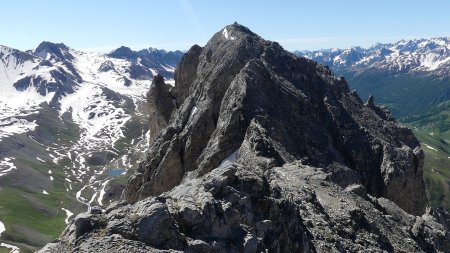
[0,43,181,252]
[403,100,450,210]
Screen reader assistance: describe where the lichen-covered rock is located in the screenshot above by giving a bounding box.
[39,23,450,253]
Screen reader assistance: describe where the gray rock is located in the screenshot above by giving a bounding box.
[134,201,185,249]
[39,23,450,253]
[344,184,367,198]
[90,206,103,214]
[128,23,427,215]
[147,74,176,143]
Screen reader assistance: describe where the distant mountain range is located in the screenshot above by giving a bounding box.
[296,37,450,75]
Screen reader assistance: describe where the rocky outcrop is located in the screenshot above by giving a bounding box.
[40,24,450,253]
[147,74,176,143]
[125,23,427,215]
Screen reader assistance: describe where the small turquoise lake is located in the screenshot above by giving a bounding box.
[107,168,126,178]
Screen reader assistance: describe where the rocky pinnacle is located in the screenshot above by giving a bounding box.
[40,23,450,253]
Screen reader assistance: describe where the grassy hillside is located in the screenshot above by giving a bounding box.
[401,101,450,210]
[403,100,450,137]
[0,105,82,252]
[0,98,150,252]
[413,130,450,210]
[338,70,450,118]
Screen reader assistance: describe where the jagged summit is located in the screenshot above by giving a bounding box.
[39,24,450,253]
[0,44,20,53]
[220,22,260,39]
[138,47,184,67]
[0,44,37,64]
[35,41,74,62]
[35,41,70,52]
[106,46,183,78]
[108,46,138,60]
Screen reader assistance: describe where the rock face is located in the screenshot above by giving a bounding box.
[39,24,450,253]
[146,74,176,143]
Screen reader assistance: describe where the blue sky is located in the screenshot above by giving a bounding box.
[1,0,449,52]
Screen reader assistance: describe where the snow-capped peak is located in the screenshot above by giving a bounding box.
[34,41,74,62]
[296,37,450,75]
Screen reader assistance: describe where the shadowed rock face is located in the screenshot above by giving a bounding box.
[39,24,450,253]
[146,74,176,144]
[126,23,427,215]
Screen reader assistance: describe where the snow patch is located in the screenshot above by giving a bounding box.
[190,106,198,117]
[425,144,438,151]
[0,243,20,253]
[220,150,238,167]
[36,157,46,162]
[431,168,441,175]
[162,64,175,72]
[97,180,110,206]
[0,221,5,236]
[165,79,175,86]
[150,68,158,76]
[222,28,235,40]
[0,221,18,253]
[0,157,17,177]
[0,118,38,140]
[61,208,73,224]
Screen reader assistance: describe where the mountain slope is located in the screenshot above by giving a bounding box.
[0,43,182,251]
[402,101,450,210]
[296,39,450,213]
[296,38,450,117]
[40,24,450,253]
[404,100,450,136]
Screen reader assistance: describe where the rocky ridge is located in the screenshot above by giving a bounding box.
[40,24,450,253]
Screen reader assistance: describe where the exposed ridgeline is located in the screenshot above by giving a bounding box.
[40,24,450,253]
